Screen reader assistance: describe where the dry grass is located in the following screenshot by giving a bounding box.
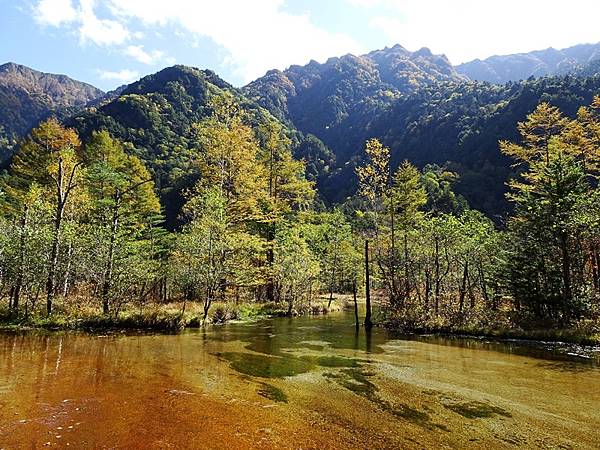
[0,295,346,332]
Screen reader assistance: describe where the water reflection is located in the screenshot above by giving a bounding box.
[200,311,600,370]
[2,312,600,449]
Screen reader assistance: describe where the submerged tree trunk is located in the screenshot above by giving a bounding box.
[327,250,338,308]
[364,239,373,330]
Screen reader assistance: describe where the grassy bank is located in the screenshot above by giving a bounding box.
[383,305,600,346]
[0,297,344,333]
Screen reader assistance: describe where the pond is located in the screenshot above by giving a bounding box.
[1,311,599,448]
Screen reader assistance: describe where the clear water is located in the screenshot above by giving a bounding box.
[1,311,599,448]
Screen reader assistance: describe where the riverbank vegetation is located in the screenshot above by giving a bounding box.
[1,93,600,340]
[0,94,359,330]
[369,99,600,341]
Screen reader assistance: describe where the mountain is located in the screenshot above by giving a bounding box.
[244,45,464,130]
[67,65,329,226]
[0,63,103,139]
[245,46,600,218]
[243,45,464,190]
[6,42,600,221]
[456,42,600,84]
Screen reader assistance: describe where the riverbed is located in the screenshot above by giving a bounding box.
[1,311,599,449]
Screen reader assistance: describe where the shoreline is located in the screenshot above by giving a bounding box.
[2,306,600,350]
[384,323,600,347]
[0,300,345,334]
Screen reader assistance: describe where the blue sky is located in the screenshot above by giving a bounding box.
[2,0,600,92]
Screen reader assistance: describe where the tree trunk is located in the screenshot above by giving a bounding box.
[389,193,398,306]
[327,251,338,308]
[102,193,120,315]
[46,204,63,316]
[560,234,572,309]
[459,261,468,312]
[424,269,430,311]
[266,225,275,302]
[203,288,212,322]
[403,231,410,302]
[12,205,28,313]
[434,236,440,314]
[594,244,600,293]
[468,268,476,309]
[353,278,359,330]
[478,262,490,304]
[62,242,73,297]
[364,239,373,329]
[46,157,79,316]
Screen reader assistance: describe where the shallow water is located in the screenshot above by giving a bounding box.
[1,311,600,449]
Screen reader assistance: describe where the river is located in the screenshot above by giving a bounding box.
[1,311,600,449]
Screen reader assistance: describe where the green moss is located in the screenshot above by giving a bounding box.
[324,368,440,429]
[303,355,361,368]
[445,401,512,419]
[216,352,314,378]
[257,383,288,403]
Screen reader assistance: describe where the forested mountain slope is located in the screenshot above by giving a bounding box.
[244,44,463,129]
[456,42,600,83]
[67,65,329,225]
[319,74,600,217]
[246,47,600,217]
[5,42,600,220]
[0,62,103,139]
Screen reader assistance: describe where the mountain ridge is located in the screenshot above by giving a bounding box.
[4,40,600,219]
[456,42,600,83]
[0,62,104,139]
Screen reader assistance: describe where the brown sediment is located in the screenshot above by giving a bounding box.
[1,313,600,449]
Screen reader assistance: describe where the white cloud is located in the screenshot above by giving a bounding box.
[124,45,162,64]
[34,0,130,46]
[365,0,600,64]
[34,0,77,26]
[345,0,381,6]
[99,69,139,82]
[106,0,363,82]
[78,0,130,46]
[33,0,360,82]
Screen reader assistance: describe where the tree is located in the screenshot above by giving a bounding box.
[174,188,230,320]
[273,222,320,315]
[5,119,83,315]
[257,119,315,302]
[84,131,161,314]
[389,161,427,304]
[355,138,390,328]
[500,101,600,322]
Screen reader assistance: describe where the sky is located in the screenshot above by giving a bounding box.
[2,0,600,91]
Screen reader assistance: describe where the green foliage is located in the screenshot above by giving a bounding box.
[247,49,600,217]
[273,221,321,314]
[499,100,600,321]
